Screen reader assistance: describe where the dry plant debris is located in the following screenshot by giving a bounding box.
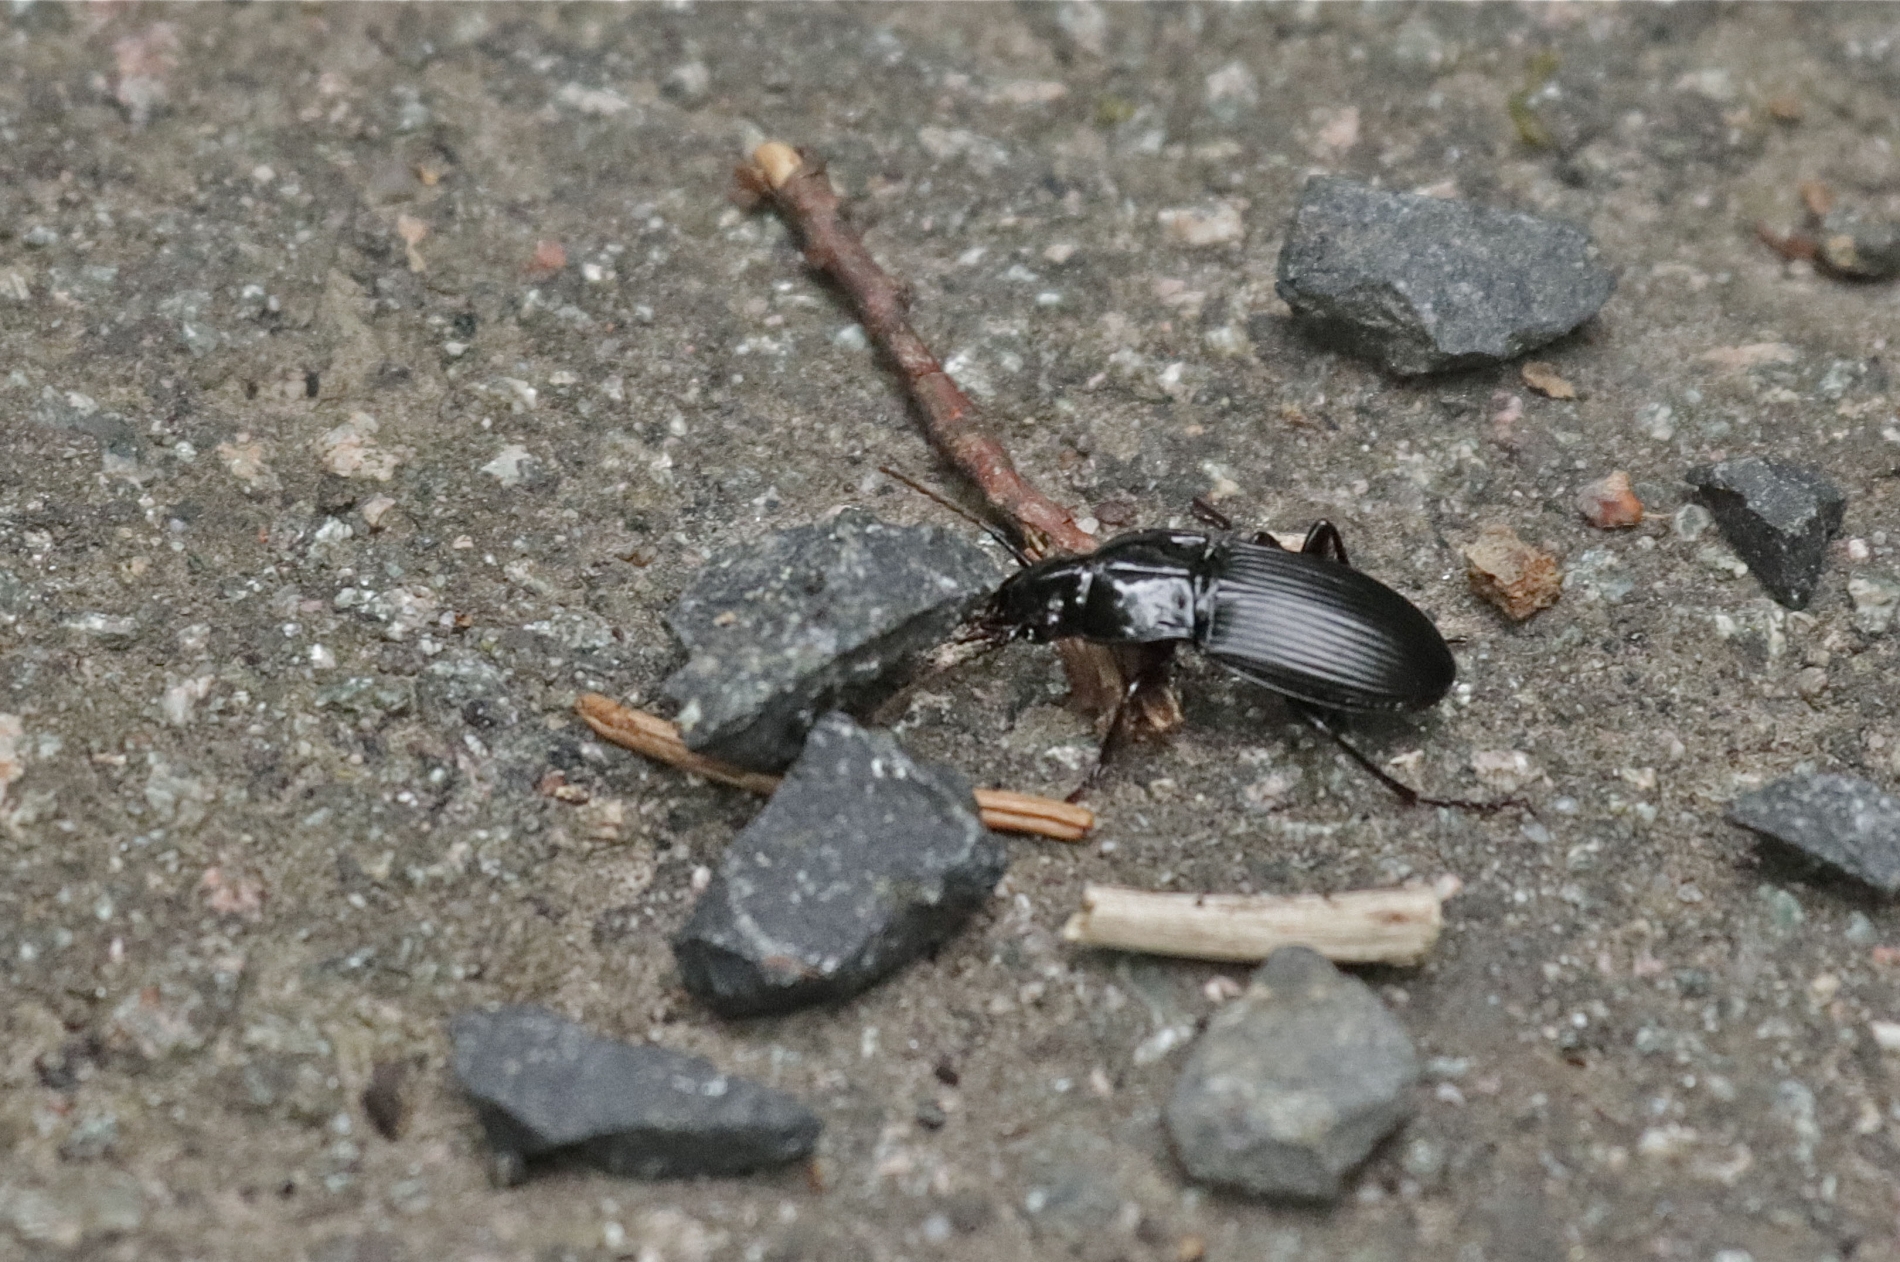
[575,694,1094,842]
[1520,360,1578,400]
[1060,881,1452,966]
[1463,524,1563,621]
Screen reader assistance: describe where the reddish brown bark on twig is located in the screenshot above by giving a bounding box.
[737,141,1180,732]
[739,143,1087,556]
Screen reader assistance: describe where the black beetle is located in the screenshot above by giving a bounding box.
[878,466,1497,808]
[976,515,1504,808]
[979,521,1455,714]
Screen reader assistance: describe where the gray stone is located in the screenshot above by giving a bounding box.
[314,676,416,720]
[1166,946,1418,1201]
[1728,774,1900,894]
[1815,207,1900,281]
[662,508,1003,771]
[62,612,140,647]
[1274,177,1615,376]
[673,712,1007,1017]
[1686,458,1845,610]
[1849,572,1900,635]
[449,1005,821,1183]
[0,568,32,620]
[0,1169,143,1248]
[57,1114,118,1162]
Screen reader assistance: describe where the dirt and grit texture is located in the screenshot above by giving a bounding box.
[4,3,1900,1260]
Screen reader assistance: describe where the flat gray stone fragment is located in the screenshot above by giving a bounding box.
[673,712,1007,1017]
[662,508,1003,771]
[1687,458,1845,609]
[1728,774,1900,894]
[1274,176,1615,376]
[1166,947,1418,1201]
[449,1005,821,1183]
[1849,573,1900,635]
[1815,207,1900,281]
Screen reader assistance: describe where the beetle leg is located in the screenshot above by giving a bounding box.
[1067,644,1176,803]
[1299,521,1351,565]
[1247,530,1287,551]
[1294,705,1529,816]
[1190,496,1234,531]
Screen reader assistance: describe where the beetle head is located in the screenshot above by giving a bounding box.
[979,560,1090,643]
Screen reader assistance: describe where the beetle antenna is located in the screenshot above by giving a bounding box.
[878,465,1030,566]
[1294,706,1531,816]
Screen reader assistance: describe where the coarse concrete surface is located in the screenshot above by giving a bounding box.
[2,3,1898,1260]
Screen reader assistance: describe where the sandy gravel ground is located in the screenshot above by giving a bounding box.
[3,5,1900,1260]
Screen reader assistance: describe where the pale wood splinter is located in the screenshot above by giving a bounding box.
[575,693,1094,842]
[1060,880,1455,966]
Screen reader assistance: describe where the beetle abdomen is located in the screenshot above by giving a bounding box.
[1201,542,1455,712]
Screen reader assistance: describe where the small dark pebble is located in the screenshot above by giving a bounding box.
[1275,176,1615,376]
[661,508,1003,771]
[932,1058,960,1087]
[449,1005,821,1183]
[1728,773,1900,894]
[362,1060,410,1141]
[915,1099,948,1130]
[1686,457,1845,610]
[1815,207,1900,281]
[673,713,1007,1017]
[460,698,503,729]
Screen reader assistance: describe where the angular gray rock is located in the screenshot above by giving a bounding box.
[1275,176,1615,376]
[1687,458,1845,610]
[1166,946,1418,1201]
[662,508,1003,771]
[1814,206,1900,281]
[449,1006,821,1184]
[1728,774,1900,894]
[673,712,1007,1017]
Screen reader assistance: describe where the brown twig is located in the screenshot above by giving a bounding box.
[737,141,1180,734]
[742,142,1087,556]
[576,693,1094,842]
[1059,880,1456,966]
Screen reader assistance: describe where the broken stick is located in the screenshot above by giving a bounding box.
[1060,881,1453,966]
[575,693,1094,842]
[736,140,1179,735]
